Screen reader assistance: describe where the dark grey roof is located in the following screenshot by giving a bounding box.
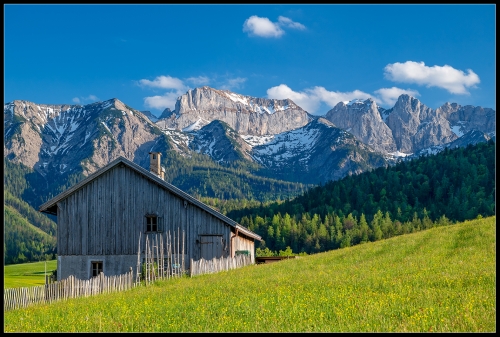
[39,156,261,241]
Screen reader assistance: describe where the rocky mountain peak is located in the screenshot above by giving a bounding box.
[324,97,397,153]
[159,108,175,120]
[392,94,434,122]
[435,101,460,115]
[387,95,455,153]
[157,86,312,136]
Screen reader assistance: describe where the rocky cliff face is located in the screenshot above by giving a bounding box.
[436,102,496,136]
[386,95,457,153]
[4,101,72,169]
[323,94,490,155]
[4,99,168,178]
[324,99,397,153]
[156,86,313,136]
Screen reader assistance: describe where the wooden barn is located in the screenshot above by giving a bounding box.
[39,153,261,281]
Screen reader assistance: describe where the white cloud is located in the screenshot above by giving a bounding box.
[242,15,306,38]
[139,75,190,111]
[143,91,183,111]
[384,61,480,95]
[267,84,373,113]
[278,16,306,30]
[186,76,210,86]
[267,84,319,112]
[139,75,186,91]
[243,15,284,38]
[374,87,420,106]
[308,86,373,108]
[72,95,99,104]
[219,77,247,91]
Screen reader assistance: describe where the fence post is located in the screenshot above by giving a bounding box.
[99,272,104,294]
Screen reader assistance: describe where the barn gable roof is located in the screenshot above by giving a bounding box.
[38,156,261,241]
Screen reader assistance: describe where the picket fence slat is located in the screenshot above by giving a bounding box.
[4,269,134,311]
[190,255,252,277]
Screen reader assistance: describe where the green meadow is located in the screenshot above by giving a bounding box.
[4,216,495,332]
[4,260,57,289]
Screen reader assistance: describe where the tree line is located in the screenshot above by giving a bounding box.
[227,140,496,255]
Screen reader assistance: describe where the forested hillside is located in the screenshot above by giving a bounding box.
[227,140,496,255]
[4,160,58,264]
[4,189,57,264]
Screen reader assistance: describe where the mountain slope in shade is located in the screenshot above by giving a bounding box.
[189,120,253,163]
[247,118,387,184]
[410,130,494,158]
[156,86,314,136]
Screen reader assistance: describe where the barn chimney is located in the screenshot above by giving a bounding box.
[149,152,164,180]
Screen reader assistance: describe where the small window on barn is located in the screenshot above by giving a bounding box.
[91,261,103,277]
[145,214,162,233]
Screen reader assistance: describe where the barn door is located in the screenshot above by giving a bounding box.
[200,235,223,260]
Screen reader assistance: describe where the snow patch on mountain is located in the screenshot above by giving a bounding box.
[101,100,114,110]
[415,146,444,156]
[82,130,93,147]
[163,129,192,153]
[450,120,467,137]
[253,105,273,114]
[240,134,275,147]
[101,121,112,134]
[225,92,249,105]
[252,127,321,166]
[193,136,218,159]
[346,99,366,106]
[388,151,411,158]
[182,118,210,132]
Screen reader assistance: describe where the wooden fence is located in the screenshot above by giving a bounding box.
[4,269,134,311]
[137,230,187,285]
[5,230,252,310]
[190,254,253,277]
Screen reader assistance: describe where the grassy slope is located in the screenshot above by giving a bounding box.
[4,216,495,332]
[3,260,57,289]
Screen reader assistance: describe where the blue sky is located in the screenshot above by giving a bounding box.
[4,4,496,117]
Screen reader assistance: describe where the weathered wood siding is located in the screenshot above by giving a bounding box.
[233,233,257,263]
[57,165,245,275]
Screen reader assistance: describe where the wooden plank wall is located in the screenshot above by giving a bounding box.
[57,165,242,264]
[234,233,256,263]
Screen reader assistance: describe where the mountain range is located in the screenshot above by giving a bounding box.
[4,86,496,207]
